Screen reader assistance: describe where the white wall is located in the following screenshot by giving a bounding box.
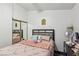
[72,4,79,32]
[0,3,28,48]
[13,4,28,21]
[12,4,28,40]
[28,10,72,52]
[0,4,12,48]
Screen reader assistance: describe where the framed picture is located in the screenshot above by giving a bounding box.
[41,18,46,25]
[15,23,18,27]
[13,21,20,29]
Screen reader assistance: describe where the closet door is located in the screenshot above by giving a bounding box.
[21,22,28,40]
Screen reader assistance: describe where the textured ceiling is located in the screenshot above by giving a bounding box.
[18,3,75,11]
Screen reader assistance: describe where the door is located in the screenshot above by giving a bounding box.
[21,22,28,40]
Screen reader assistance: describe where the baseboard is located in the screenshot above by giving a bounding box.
[54,50,67,56]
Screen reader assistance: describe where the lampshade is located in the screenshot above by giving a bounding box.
[65,32,68,36]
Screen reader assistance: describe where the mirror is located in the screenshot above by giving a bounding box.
[12,19,28,44]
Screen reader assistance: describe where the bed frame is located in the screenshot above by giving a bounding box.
[12,30,23,38]
[32,29,55,41]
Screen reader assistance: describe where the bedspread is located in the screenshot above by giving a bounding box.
[0,43,51,56]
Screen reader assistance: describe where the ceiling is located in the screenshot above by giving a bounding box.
[18,3,75,11]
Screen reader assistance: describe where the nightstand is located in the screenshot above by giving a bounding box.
[71,43,79,56]
[64,41,75,56]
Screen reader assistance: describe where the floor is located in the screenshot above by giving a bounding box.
[54,51,67,56]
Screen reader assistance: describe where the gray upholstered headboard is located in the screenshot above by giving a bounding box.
[32,29,55,41]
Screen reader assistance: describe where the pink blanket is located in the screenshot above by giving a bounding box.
[0,43,50,56]
[20,40,50,50]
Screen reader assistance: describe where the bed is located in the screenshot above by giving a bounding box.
[0,29,55,56]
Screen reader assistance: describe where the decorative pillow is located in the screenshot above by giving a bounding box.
[38,35,41,40]
[37,35,42,42]
[41,35,50,41]
[31,35,38,42]
[37,39,41,43]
